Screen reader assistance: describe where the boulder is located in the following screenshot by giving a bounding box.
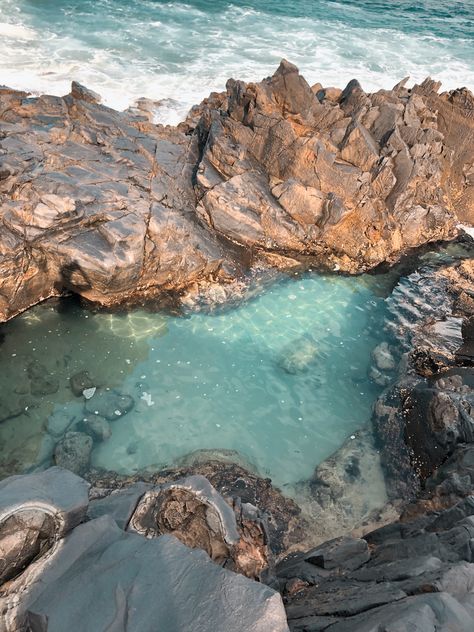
[84,390,134,420]
[54,432,93,475]
[80,414,112,441]
[128,475,269,579]
[69,370,96,397]
[0,467,89,586]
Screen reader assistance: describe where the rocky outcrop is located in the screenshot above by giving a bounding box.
[278,493,474,630]
[87,456,306,557]
[1,62,473,321]
[374,257,474,499]
[272,250,474,631]
[0,469,288,632]
[278,263,474,629]
[0,467,89,586]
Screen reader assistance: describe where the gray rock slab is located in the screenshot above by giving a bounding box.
[11,516,288,632]
[326,592,474,632]
[87,482,152,530]
[305,536,370,572]
[0,467,89,535]
[84,390,134,420]
[285,579,406,618]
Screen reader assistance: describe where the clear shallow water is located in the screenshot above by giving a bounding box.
[0,0,473,124]
[0,272,388,488]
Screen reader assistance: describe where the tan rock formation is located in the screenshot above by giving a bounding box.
[0,61,473,321]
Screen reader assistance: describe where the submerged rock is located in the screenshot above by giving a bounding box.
[371,341,396,371]
[69,370,96,397]
[84,390,134,421]
[278,334,320,375]
[54,432,93,475]
[27,361,59,397]
[0,64,473,321]
[80,414,111,442]
[46,409,76,438]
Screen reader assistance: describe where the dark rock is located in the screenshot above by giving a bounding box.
[326,593,474,632]
[285,579,406,618]
[69,370,95,397]
[351,555,443,582]
[288,614,340,631]
[27,360,59,397]
[70,81,101,104]
[84,390,134,420]
[305,537,369,572]
[54,432,93,475]
[276,552,330,585]
[80,414,111,441]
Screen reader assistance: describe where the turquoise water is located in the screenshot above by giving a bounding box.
[0,272,387,487]
[0,0,472,123]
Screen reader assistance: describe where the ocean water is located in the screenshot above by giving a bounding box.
[0,0,473,124]
[0,272,388,488]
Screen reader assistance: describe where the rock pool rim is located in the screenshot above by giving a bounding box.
[2,235,471,328]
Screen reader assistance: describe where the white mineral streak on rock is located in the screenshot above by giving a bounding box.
[457,224,474,240]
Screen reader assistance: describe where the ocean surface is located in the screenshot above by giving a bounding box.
[0,0,473,124]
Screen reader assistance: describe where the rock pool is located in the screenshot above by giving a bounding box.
[0,270,392,489]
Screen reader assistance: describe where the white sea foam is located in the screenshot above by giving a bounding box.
[0,0,473,124]
[0,21,37,40]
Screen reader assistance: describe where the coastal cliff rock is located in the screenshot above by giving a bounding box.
[0,469,288,632]
[1,62,473,320]
[374,257,474,500]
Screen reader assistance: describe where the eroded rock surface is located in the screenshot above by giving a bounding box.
[374,257,474,499]
[87,457,306,557]
[0,467,89,587]
[278,492,474,631]
[0,470,288,632]
[1,63,473,320]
